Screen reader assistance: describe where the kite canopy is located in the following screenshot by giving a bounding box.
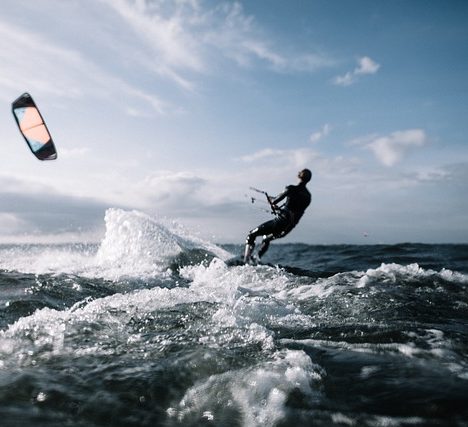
[12,93,57,160]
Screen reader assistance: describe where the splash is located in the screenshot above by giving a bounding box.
[95,209,182,278]
[168,349,324,427]
[0,208,231,279]
[95,209,231,279]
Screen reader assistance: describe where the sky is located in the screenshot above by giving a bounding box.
[0,0,467,244]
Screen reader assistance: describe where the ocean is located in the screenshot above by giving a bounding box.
[0,209,467,427]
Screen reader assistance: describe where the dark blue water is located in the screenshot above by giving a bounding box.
[0,209,467,427]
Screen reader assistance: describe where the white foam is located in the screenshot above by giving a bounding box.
[0,252,325,426]
[278,262,468,306]
[281,337,424,357]
[0,258,301,366]
[97,209,181,261]
[0,285,207,365]
[180,260,294,303]
[0,244,96,276]
[358,262,468,287]
[281,332,468,379]
[439,267,468,283]
[368,415,425,426]
[0,208,232,280]
[331,412,356,426]
[169,349,324,427]
[180,259,315,332]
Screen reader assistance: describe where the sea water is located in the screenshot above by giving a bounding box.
[0,208,467,427]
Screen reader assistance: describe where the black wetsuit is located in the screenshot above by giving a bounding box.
[246,182,311,259]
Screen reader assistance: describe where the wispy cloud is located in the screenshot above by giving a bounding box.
[239,148,284,163]
[356,129,427,167]
[59,147,91,159]
[100,0,334,84]
[310,124,332,144]
[98,0,204,90]
[333,56,380,86]
[0,20,85,99]
[0,18,169,115]
[0,1,334,119]
[239,147,319,169]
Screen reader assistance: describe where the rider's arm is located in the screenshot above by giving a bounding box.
[271,186,291,206]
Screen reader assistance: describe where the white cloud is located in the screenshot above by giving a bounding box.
[356,56,380,75]
[333,72,354,87]
[0,18,170,115]
[239,148,284,163]
[333,56,380,86]
[0,1,334,121]
[139,171,207,205]
[365,129,427,167]
[100,0,205,78]
[310,124,331,144]
[0,213,28,235]
[59,147,91,159]
[0,173,109,238]
[239,147,318,169]
[207,2,334,73]
[0,20,85,99]
[100,0,333,82]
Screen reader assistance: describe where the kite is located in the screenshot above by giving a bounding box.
[12,93,57,160]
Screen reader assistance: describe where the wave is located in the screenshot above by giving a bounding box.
[0,258,302,360]
[1,231,467,425]
[95,209,231,280]
[167,349,324,426]
[0,208,231,280]
[0,255,323,426]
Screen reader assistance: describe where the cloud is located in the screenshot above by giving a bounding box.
[357,56,380,74]
[0,1,334,120]
[138,171,207,207]
[100,0,334,82]
[59,147,91,159]
[239,148,284,163]
[364,129,427,167]
[0,18,169,115]
[0,20,85,99]
[0,174,111,237]
[2,154,464,244]
[206,2,334,72]
[0,213,28,235]
[99,0,205,89]
[239,147,319,170]
[333,56,380,86]
[310,124,331,144]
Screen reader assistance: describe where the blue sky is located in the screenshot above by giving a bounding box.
[0,0,467,244]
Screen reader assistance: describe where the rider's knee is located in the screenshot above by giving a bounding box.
[246,228,259,245]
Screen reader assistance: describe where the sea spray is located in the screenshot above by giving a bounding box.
[0,211,466,426]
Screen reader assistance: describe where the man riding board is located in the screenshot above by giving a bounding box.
[244,168,312,263]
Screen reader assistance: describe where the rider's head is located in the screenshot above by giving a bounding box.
[298,168,312,183]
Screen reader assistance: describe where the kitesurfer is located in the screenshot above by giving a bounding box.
[244,168,312,263]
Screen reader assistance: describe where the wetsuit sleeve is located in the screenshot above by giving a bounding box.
[271,186,291,205]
